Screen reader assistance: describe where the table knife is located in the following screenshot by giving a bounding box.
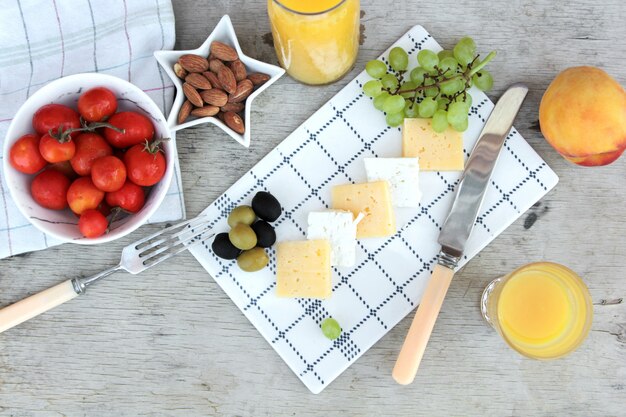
[392,83,529,385]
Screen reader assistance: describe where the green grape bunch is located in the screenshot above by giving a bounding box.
[362,36,496,132]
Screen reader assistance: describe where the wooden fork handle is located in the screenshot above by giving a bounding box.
[392,263,455,385]
[0,280,79,334]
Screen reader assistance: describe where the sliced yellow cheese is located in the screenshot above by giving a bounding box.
[331,181,395,238]
[276,240,332,299]
[402,118,464,171]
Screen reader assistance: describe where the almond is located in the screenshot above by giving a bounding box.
[185,73,212,90]
[229,60,247,82]
[218,66,237,94]
[200,89,228,107]
[221,102,244,113]
[209,59,225,74]
[182,82,203,107]
[248,73,270,86]
[228,79,253,103]
[178,54,209,73]
[223,111,245,134]
[191,105,220,118]
[210,41,238,61]
[217,111,225,122]
[178,100,193,124]
[203,71,221,89]
[174,63,188,79]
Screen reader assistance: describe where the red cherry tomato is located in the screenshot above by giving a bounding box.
[124,142,166,186]
[39,133,76,163]
[105,181,145,213]
[104,111,155,148]
[48,160,78,179]
[70,132,113,176]
[77,87,118,122]
[32,104,80,136]
[91,156,126,192]
[31,169,70,210]
[67,177,105,215]
[78,209,108,238]
[9,134,47,174]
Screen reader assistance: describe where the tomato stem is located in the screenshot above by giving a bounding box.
[50,120,126,143]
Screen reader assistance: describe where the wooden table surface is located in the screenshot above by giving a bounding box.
[1,1,625,415]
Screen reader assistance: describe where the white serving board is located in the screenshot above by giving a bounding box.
[188,25,559,394]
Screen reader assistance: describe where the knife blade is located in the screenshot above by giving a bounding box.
[392,83,529,385]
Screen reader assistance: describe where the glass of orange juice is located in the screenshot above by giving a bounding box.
[267,0,360,85]
[481,262,592,359]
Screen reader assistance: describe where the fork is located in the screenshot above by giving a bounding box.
[0,215,214,334]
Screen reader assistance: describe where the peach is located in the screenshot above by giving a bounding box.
[539,66,626,166]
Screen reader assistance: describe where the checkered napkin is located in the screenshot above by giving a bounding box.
[0,0,184,258]
[188,25,559,394]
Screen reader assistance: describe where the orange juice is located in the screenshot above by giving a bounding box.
[482,262,592,359]
[267,0,360,85]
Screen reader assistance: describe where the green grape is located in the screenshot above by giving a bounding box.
[404,101,419,118]
[321,318,342,340]
[437,97,451,110]
[410,67,428,84]
[365,60,387,79]
[389,47,409,71]
[438,57,459,75]
[451,116,469,132]
[399,81,417,98]
[447,101,468,125]
[363,79,383,98]
[423,78,438,97]
[418,97,437,118]
[417,49,439,72]
[453,36,476,67]
[386,112,405,127]
[373,92,391,111]
[473,70,494,91]
[454,92,473,108]
[437,50,455,60]
[439,78,464,95]
[381,73,399,90]
[383,95,406,114]
[432,109,449,133]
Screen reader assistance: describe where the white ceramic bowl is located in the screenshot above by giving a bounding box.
[154,15,285,148]
[2,73,174,244]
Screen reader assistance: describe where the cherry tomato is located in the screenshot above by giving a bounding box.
[70,132,113,176]
[48,160,78,179]
[67,177,105,215]
[77,87,118,122]
[32,104,80,136]
[91,156,126,192]
[124,142,166,186]
[31,169,70,210]
[78,209,108,238]
[105,181,145,213]
[9,134,47,174]
[39,133,76,163]
[104,111,154,148]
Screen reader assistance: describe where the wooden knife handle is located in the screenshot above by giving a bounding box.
[392,263,455,385]
[0,280,79,334]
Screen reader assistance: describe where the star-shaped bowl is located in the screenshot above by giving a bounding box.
[154,15,285,147]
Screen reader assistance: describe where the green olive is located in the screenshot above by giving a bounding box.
[228,224,257,250]
[227,205,256,228]
[237,247,269,272]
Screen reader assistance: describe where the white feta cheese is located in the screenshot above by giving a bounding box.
[363,157,421,208]
[306,210,359,267]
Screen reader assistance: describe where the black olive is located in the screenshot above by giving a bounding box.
[251,221,276,248]
[251,191,282,222]
[211,232,241,260]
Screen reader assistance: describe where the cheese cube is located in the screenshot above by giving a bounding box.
[331,181,395,238]
[363,158,422,208]
[276,240,332,299]
[307,210,359,267]
[402,118,464,171]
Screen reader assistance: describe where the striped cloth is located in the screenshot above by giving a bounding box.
[0,0,185,258]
